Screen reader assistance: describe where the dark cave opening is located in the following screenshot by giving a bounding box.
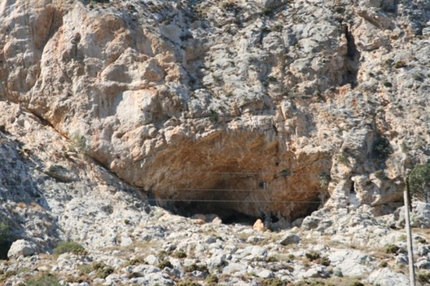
[168,200,260,226]
[150,191,324,228]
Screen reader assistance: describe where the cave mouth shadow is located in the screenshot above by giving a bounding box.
[155,195,323,228]
[168,201,260,226]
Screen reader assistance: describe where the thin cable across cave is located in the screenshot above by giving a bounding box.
[147,171,325,227]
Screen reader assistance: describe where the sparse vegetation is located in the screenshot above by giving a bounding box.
[383,81,392,87]
[0,222,11,245]
[157,259,173,269]
[92,261,114,278]
[205,274,219,284]
[408,163,430,202]
[319,256,331,266]
[172,250,187,258]
[372,136,392,160]
[261,278,285,286]
[209,109,219,123]
[418,271,430,284]
[384,244,400,254]
[25,272,62,286]
[305,251,321,261]
[53,241,87,257]
[337,153,349,165]
[319,173,330,188]
[394,60,407,68]
[70,133,88,154]
[184,263,209,274]
[177,282,202,286]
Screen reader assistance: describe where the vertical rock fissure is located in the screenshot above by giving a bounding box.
[343,25,360,87]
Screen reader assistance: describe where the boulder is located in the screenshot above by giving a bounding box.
[279,233,300,245]
[7,239,37,259]
[252,219,267,231]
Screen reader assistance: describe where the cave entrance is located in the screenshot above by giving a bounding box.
[169,200,259,226]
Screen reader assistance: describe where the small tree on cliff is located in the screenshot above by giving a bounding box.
[408,163,430,202]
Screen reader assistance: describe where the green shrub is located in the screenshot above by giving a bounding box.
[158,260,173,269]
[70,133,88,154]
[319,256,331,266]
[418,271,430,284]
[383,81,392,87]
[177,282,202,286]
[89,261,114,278]
[305,251,321,261]
[372,136,392,160]
[205,274,219,284]
[209,110,219,123]
[172,250,187,258]
[408,163,430,202]
[53,241,86,257]
[394,60,407,68]
[184,263,209,274]
[349,282,365,286]
[77,264,93,275]
[96,265,114,279]
[261,278,285,286]
[0,222,11,244]
[385,244,400,254]
[337,153,349,165]
[319,173,330,188]
[25,272,61,286]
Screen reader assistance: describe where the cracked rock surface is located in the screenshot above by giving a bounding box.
[0,0,430,284]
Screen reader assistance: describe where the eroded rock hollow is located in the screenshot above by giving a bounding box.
[142,129,332,224]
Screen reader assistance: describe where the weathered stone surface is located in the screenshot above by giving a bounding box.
[7,239,37,259]
[366,268,409,286]
[0,0,430,285]
[3,0,429,223]
[279,233,300,245]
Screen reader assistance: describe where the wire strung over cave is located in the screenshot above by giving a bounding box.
[146,170,325,227]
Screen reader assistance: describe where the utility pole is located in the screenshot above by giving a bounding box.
[404,178,416,286]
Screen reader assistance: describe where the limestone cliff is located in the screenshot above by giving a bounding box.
[1,0,429,225]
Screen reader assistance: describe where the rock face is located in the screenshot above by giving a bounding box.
[0,0,429,223]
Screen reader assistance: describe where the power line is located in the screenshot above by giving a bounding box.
[149,198,322,204]
[162,188,326,194]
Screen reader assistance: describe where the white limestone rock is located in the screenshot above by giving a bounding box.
[7,239,37,259]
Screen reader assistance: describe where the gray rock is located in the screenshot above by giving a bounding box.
[279,233,300,245]
[328,249,372,277]
[301,266,329,278]
[416,257,430,269]
[301,216,321,230]
[395,253,408,265]
[257,269,274,278]
[366,268,409,286]
[206,254,226,269]
[222,262,248,275]
[144,254,159,266]
[423,27,430,38]
[246,236,266,243]
[7,239,37,259]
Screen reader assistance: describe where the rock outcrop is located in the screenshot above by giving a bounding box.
[1,0,429,223]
